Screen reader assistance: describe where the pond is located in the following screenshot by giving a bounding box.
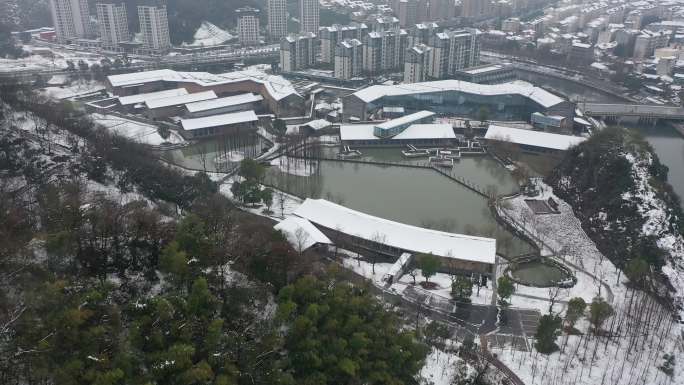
[265,149,533,256]
[161,132,267,172]
[508,260,574,288]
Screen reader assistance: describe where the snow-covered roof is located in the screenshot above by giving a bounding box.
[118,88,189,106]
[145,91,217,109]
[383,106,405,113]
[460,64,510,75]
[108,69,300,102]
[484,125,586,150]
[184,93,263,113]
[303,119,332,130]
[352,80,565,108]
[375,110,434,130]
[107,69,178,88]
[274,216,332,251]
[181,110,258,131]
[387,252,412,277]
[340,123,455,141]
[294,199,496,264]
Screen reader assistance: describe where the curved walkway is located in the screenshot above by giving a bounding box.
[495,195,615,304]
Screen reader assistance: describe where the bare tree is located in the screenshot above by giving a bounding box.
[369,231,387,275]
[408,269,418,285]
[293,226,310,257]
[547,286,566,315]
[198,142,208,173]
[278,190,286,218]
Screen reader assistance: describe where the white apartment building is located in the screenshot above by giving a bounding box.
[334,39,363,80]
[267,0,287,40]
[280,32,316,72]
[237,7,260,46]
[427,28,480,79]
[363,29,409,75]
[404,43,431,83]
[319,24,368,64]
[96,3,129,48]
[138,1,171,53]
[300,0,319,33]
[49,0,92,42]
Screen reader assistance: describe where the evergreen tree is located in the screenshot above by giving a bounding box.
[565,297,586,331]
[497,276,515,308]
[451,275,473,303]
[588,297,614,335]
[418,253,440,284]
[535,314,562,354]
[277,275,428,384]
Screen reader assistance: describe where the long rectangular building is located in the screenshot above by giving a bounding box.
[340,123,457,146]
[184,93,263,117]
[180,110,258,138]
[343,79,574,122]
[483,124,587,153]
[294,199,496,276]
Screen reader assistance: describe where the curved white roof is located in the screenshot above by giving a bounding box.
[352,80,565,108]
[294,199,496,264]
[485,125,586,150]
[108,69,300,102]
[274,216,332,251]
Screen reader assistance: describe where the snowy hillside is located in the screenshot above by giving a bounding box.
[182,21,234,47]
[622,150,684,320]
[547,127,684,320]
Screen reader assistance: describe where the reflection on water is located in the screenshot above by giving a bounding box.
[510,261,570,287]
[632,123,684,207]
[265,149,532,256]
[162,132,267,172]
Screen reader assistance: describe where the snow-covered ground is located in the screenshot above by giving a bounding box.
[498,181,627,308]
[182,21,234,47]
[622,151,684,322]
[40,80,105,100]
[420,347,473,385]
[217,175,303,221]
[270,156,319,177]
[495,181,683,385]
[91,113,186,146]
[0,45,127,73]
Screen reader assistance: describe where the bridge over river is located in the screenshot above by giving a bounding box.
[580,103,684,120]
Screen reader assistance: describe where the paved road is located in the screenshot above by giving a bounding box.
[403,285,541,340]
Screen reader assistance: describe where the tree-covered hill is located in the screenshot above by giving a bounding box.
[546,126,684,313]
[0,87,430,385]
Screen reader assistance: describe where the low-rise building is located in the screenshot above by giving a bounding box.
[483,124,586,155]
[452,63,515,84]
[144,90,217,119]
[183,93,264,117]
[106,69,304,117]
[293,199,497,277]
[180,110,258,138]
[531,112,570,132]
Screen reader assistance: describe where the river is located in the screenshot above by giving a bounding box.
[519,70,684,206]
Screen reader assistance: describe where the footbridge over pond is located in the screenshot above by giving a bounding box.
[580,103,684,120]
